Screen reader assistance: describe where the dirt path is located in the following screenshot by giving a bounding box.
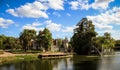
[0,51,32,57]
[0,51,17,57]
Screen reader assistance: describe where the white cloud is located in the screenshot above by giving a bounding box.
[6,0,64,18]
[45,20,62,31]
[97,29,120,40]
[91,0,114,10]
[48,0,64,10]
[37,0,64,10]
[22,20,75,38]
[69,1,79,10]
[94,23,113,29]
[87,7,120,29]
[66,13,71,16]
[69,0,114,10]
[22,22,44,31]
[52,12,61,17]
[6,1,48,18]
[62,26,75,33]
[0,18,14,28]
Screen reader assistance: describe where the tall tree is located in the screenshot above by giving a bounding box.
[37,28,52,51]
[71,18,97,55]
[37,30,44,50]
[19,29,36,51]
[43,28,52,51]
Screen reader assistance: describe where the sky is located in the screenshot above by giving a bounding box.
[0,0,120,40]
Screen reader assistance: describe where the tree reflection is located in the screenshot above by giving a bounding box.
[73,55,99,70]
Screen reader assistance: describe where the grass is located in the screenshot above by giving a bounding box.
[0,54,39,65]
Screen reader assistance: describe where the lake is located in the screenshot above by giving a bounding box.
[0,52,120,70]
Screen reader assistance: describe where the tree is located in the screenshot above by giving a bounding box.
[0,34,6,49]
[37,28,52,51]
[57,38,63,48]
[43,28,52,51]
[71,18,97,55]
[19,29,36,51]
[0,34,21,50]
[5,37,16,49]
[102,32,115,54]
[37,30,44,50]
[94,32,115,55]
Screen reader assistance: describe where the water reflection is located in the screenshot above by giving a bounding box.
[0,52,120,70]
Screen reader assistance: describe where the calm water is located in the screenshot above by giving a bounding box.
[0,52,120,70]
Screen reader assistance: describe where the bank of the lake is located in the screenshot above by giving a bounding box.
[0,52,73,65]
[0,51,116,66]
[0,53,39,65]
[1,52,120,70]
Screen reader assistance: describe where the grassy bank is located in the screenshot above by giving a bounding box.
[0,54,39,65]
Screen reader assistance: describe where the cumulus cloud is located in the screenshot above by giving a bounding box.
[62,26,75,33]
[48,0,64,10]
[22,22,44,31]
[91,0,114,10]
[0,18,14,28]
[45,20,62,31]
[87,7,120,29]
[97,29,120,40]
[21,20,75,38]
[6,1,48,18]
[69,1,79,10]
[6,0,64,18]
[38,0,64,10]
[69,0,114,10]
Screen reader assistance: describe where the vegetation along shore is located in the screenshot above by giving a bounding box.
[0,18,120,65]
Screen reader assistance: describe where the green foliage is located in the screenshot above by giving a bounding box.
[37,28,52,51]
[19,29,36,51]
[37,30,44,49]
[57,38,63,47]
[71,18,97,55]
[103,32,115,49]
[0,34,21,49]
[0,34,6,49]
[43,28,52,51]
[93,32,115,54]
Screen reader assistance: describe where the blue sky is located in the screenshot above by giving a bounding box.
[0,0,120,39]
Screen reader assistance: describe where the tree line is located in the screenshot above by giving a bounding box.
[0,18,120,55]
[0,28,52,52]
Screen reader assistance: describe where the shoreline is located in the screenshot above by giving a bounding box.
[0,51,40,65]
[0,51,117,65]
